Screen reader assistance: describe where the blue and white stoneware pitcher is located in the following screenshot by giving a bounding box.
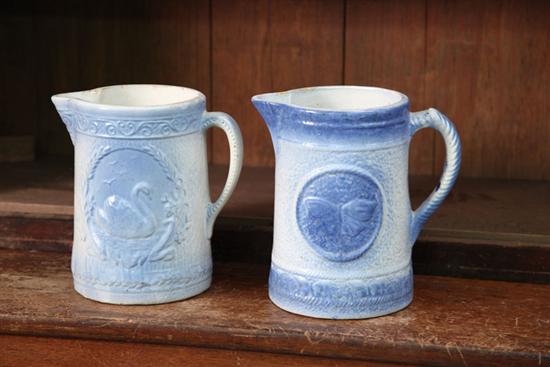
[253,86,461,319]
[52,85,243,304]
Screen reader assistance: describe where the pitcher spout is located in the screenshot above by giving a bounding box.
[252,92,290,154]
[51,93,79,146]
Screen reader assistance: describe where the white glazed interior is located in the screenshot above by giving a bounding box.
[289,87,405,110]
[58,84,202,107]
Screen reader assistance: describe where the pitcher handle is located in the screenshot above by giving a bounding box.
[201,112,244,239]
[409,108,461,245]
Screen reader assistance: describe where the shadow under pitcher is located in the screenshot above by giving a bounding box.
[52,84,243,304]
[253,86,461,319]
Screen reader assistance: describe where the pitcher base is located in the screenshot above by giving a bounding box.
[268,264,413,319]
[73,276,212,305]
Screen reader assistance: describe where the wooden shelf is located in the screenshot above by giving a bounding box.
[1,248,549,366]
[1,160,549,282]
[1,162,550,365]
[2,1,549,365]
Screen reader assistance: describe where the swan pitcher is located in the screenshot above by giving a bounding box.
[52,84,243,304]
[253,86,461,319]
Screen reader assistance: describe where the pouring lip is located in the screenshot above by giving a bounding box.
[52,84,206,114]
[252,85,409,114]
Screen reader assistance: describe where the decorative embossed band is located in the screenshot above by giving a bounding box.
[73,265,212,293]
[66,103,204,138]
[268,264,413,319]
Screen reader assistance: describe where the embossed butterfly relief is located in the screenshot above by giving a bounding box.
[303,197,377,238]
[296,170,383,262]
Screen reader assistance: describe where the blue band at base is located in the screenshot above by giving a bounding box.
[268,264,413,319]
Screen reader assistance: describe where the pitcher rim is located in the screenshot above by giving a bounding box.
[51,84,206,112]
[252,85,409,113]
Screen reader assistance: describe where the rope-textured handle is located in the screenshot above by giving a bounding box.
[202,112,244,239]
[409,108,461,245]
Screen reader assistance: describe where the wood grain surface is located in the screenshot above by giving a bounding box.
[2,162,549,237]
[0,249,549,366]
[0,1,36,139]
[0,136,34,162]
[210,0,272,166]
[426,0,550,180]
[270,0,344,91]
[1,335,402,367]
[211,0,343,167]
[345,0,434,176]
[2,0,549,180]
[1,162,549,282]
[11,0,211,158]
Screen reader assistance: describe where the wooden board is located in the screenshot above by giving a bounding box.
[345,0,434,176]
[0,249,549,367]
[29,0,211,158]
[426,0,550,180]
[2,162,549,237]
[1,335,400,367]
[1,162,550,282]
[210,0,344,167]
[270,0,344,90]
[211,0,273,167]
[1,212,549,283]
[0,160,74,218]
[2,0,550,180]
[0,2,36,140]
[32,0,80,157]
[0,136,34,162]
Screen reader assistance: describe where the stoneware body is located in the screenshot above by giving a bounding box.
[52,85,243,304]
[253,86,461,319]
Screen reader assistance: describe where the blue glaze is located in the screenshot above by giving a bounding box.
[253,86,461,319]
[296,169,383,262]
[269,263,413,319]
[252,86,410,151]
[52,85,243,305]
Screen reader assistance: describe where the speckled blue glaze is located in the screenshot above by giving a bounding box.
[254,91,410,150]
[253,86,461,319]
[296,169,383,262]
[269,263,413,319]
[52,85,243,305]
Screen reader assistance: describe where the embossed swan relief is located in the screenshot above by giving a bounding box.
[90,182,175,268]
[89,180,178,268]
[95,182,157,239]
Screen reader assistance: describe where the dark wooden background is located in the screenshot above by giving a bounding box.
[2,0,549,179]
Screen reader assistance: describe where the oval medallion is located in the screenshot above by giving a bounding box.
[296,170,383,262]
[85,145,186,268]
